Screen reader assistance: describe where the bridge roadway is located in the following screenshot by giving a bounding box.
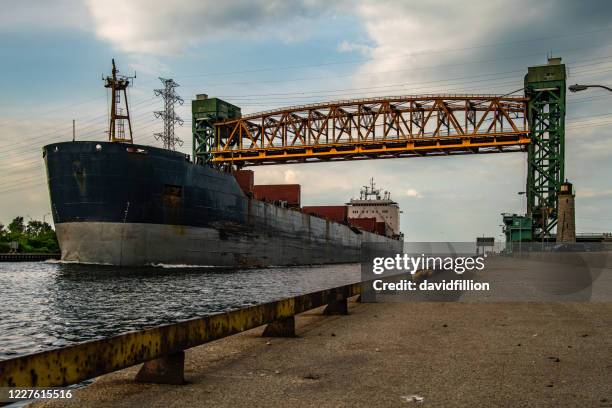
[33,299,611,407]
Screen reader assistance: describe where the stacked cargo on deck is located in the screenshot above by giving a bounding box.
[302,206,348,224]
[301,206,388,236]
[231,172,398,239]
[232,171,301,209]
[345,217,386,235]
[234,170,254,195]
[253,184,301,209]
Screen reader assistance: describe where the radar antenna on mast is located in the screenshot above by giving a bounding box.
[360,177,381,200]
[103,59,136,143]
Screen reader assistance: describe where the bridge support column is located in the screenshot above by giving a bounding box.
[135,351,185,385]
[324,298,348,315]
[262,316,296,337]
[525,57,566,238]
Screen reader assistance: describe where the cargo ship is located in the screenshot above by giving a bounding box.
[43,62,403,267]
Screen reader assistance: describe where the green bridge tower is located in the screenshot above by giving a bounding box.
[524,57,567,239]
[503,57,567,243]
[191,94,241,165]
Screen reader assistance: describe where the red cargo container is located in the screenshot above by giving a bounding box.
[302,206,348,223]
[348,217,377,233]
[234,170,254,195]
[253,184,301,207]
[375,221,387,236]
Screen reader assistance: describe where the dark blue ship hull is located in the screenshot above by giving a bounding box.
[45,141,246,227]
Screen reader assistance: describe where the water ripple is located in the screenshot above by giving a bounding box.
[0,262,359,359]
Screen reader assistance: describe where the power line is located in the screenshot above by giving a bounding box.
[2,45,609,155]
[212,57,612,100]
[0,98,159,157]
[177,45,612,91]
[0,97,157,154]
[0,122,166,192]
[2,114,611,195]
[2,59,612,182]
[1,31,606,131]
[2,68,608,167]
[173,26,612,79]
[0,95,106,128]
[191,62,612,112]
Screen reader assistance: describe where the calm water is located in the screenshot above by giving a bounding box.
[0,261,360,360]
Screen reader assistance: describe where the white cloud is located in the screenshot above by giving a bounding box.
[84,0,333,55]
[404,188,422,198]
[347,0,526,91]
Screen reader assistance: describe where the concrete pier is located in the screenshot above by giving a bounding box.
[33,300,612,407]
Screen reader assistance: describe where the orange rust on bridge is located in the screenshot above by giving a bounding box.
[211,94,531,166]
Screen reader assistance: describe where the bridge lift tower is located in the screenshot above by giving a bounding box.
[524,57,566,240]
[192,58,567,242]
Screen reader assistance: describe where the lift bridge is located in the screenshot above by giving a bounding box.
[192,58,566,241]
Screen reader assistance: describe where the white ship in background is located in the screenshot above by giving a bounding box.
[347,178,402,239]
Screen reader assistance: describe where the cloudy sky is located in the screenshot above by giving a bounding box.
[1,0,612,241]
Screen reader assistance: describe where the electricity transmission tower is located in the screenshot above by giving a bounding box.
[154,78,184,150]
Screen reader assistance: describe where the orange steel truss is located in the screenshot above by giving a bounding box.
[212,94,530,166]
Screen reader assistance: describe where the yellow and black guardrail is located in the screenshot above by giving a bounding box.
[0,281,361,388]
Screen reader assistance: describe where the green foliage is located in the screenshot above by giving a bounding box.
[8,216,25,236]
[0,216,59,253]
[25,220,53,236]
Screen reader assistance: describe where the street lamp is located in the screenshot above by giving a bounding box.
[569,84,612,93]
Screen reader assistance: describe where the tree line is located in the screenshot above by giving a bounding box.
[0,216,59,253]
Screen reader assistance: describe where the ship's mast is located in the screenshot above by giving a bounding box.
[360,177,382,200]
[104,59,136,143]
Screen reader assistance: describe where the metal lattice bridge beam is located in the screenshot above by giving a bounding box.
[209,94,530,166]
